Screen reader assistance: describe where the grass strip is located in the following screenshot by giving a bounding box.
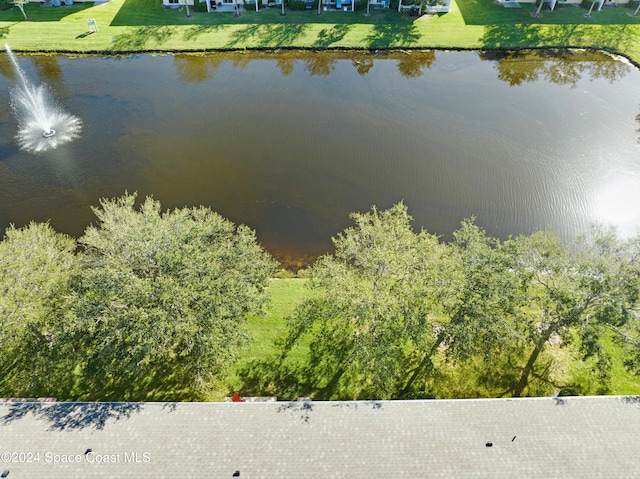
[0,0,639,64]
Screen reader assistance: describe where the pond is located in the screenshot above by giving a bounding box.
[1,49,639,268]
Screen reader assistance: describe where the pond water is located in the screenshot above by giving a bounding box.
[1,49,639,268]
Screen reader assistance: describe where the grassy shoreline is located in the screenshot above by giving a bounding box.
[1,0,640,66]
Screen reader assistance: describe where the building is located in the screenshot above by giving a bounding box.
[1,396,639,478]
[501,0,630,10]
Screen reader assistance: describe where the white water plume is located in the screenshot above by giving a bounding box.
[5,44,82,153]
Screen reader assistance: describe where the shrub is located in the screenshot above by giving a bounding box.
[193,0,208,12]
[354,0,366,10]
[288,0,306,9]
[295,267,312,279]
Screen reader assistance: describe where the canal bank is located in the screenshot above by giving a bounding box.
[1,0,640,66]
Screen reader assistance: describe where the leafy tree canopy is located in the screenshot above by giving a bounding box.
[0,222,78,397]
[280,204,640,400]
[72,193,276,400]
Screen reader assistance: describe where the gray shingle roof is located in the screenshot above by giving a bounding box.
[1,396,639,478]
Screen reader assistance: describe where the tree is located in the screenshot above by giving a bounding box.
[509,227,640,396]
[400,219,529,397]
[11,0,29,20]
[282,203,446,399]
[73,193,276,400]
[0,223,79,397]
[282,206,535,400]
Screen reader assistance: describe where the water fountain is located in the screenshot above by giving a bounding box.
[5,44,82,153]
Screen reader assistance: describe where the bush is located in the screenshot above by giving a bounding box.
[193,0,208,12]
[288,0,306,9]
[295,267,312,279]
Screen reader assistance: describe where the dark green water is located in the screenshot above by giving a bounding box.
[1,50,639,268]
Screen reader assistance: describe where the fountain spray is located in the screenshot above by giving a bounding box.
[5,44,82,152]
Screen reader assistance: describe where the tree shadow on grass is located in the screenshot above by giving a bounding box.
[181,24,225,41]
[0,25,14,39]
[111,25,177,51]
[225,23,308,48]
[365,23,420,48]
[480,24,545,49]
[0,402,143,431]
[313,24,353,47]
[235,356,315,401]
[457,0,534,26]
[571,23,638,52]
[481,22,638,54]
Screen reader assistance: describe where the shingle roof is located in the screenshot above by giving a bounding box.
[1,396,639,478]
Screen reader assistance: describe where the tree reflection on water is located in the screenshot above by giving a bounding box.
[480,48,632,87]
[171,49,439,82]
[170,48,632,86]
[479,48,639,144]
[303,54,337,77]
[174,54,225,83]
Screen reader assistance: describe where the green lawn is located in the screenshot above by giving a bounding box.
[1,0,640,63]
[208,278,310,400]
